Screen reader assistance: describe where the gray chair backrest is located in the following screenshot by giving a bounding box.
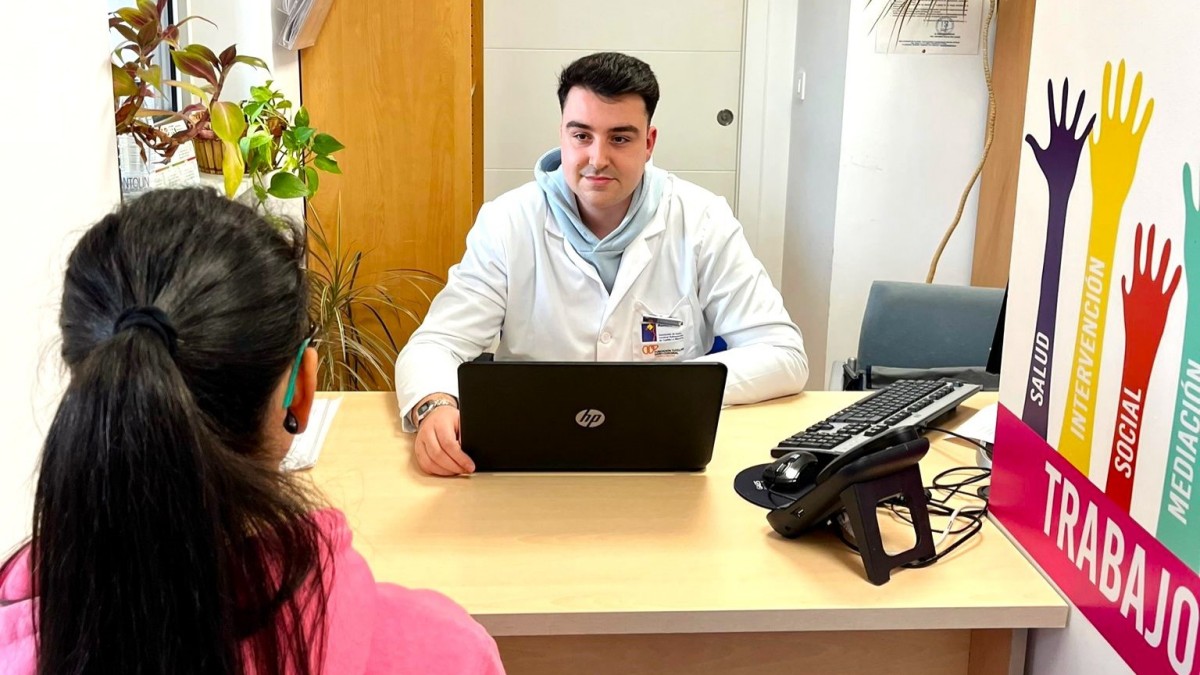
[857,281,1004,370]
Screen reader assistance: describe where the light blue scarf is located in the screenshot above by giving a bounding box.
[534,148,666,293]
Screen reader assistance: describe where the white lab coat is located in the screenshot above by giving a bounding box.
[395,174,808,430]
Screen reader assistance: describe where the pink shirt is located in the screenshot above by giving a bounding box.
[0,509,504,675]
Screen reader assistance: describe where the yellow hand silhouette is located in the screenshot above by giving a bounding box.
[1058,60,1153,474]
[1089,59,1154,247]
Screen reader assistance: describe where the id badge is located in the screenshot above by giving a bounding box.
[640,314,685,357]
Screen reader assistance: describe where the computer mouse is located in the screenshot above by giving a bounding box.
[762,451,821,489]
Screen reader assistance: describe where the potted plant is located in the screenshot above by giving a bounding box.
[305,200,443,390]
[110,0,267,196]
[240,81,345,210]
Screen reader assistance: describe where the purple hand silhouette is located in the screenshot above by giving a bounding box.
[1022,78,1095,439]
[1025,78,1096,199]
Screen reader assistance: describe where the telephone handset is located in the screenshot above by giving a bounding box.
[765,426,930,538]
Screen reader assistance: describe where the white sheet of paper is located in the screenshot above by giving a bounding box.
[953,402,997,445]
[281,396,343,471]
[874,0,983,55]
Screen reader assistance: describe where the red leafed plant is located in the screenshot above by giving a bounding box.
[110,0,266,191]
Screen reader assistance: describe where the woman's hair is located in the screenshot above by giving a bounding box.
[26,187,328,675]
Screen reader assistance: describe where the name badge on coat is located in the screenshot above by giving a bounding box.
[640,314,686,357]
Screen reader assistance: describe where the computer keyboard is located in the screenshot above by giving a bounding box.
[769,379,983,458]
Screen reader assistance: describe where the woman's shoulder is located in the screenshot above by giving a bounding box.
[372,584,502,672]
[314,509,503,675]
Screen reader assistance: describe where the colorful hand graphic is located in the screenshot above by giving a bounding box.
[1026,78,1096,200]
[1121,223,1180,377]
[1106,224,1179,511]
[1022,78,1095,438]
[1059,60,1154,472]
[1158,167,1200,565]
[1183,164,1200,283]
[1089,60,1155,224]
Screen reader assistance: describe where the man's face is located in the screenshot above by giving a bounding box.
[559,86,657,218]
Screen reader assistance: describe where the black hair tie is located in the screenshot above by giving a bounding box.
[114,306,178,356]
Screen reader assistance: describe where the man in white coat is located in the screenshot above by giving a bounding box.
[396,52,808,476]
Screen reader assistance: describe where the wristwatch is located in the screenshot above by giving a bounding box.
[414,397,456,427]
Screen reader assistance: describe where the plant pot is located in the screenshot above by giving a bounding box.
[193,137,224,175]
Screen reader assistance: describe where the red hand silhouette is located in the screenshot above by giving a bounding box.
[1122,223,1181,377]
[1106,223,1180,511]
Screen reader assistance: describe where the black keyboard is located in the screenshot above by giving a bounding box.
[770,379,982,458]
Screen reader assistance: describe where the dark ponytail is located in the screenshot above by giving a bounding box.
[26,188,328,675]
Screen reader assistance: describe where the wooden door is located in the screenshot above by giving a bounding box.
[300,0,483,388]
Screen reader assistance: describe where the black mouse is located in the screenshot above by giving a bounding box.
[762,451,821,489]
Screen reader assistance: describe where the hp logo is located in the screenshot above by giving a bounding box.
[575,409,606,428]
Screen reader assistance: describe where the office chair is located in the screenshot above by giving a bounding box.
[843,281,1004,391]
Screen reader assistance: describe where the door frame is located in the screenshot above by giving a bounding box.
[736,0,798,288]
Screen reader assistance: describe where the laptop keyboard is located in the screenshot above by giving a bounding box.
[770,379,982,457]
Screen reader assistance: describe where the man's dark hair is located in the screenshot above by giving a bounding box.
[557,52,660,122]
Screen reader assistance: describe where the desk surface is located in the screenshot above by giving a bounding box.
[310,392,1067,637]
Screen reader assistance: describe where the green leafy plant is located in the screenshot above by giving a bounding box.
[306,200,443,391]
[110,0,266,183]
[240,81,345,208]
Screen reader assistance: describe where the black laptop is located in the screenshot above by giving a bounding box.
[458,362,727,471]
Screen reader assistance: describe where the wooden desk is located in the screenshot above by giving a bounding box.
[310,392,1066,675]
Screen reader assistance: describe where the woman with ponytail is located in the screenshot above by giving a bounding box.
[0,188,503,675]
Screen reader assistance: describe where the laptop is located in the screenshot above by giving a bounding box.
[458,362,727,471]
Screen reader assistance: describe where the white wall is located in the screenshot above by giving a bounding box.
[0,2,120,554]
[782,0,851,385]
[482,0,744,209]
[181,0,300,108]
[795,1,991,385]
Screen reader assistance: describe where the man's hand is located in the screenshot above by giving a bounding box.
[414,405,476,476]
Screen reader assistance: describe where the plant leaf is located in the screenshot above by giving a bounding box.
[281,129,299,152]
[184,44,220,67]
[164,79,209,103]
[304,166,319,195]
[312,133,345,156]
[113,23,139,44]
[233,55,270,71]
[268,171,309,199]
[111,65,138,97]
[294,106,310,129]
[251,85,273,103]
[218,45,236,67]
[293,126,316,146]
[137,65,162,92]
[210,100,247,144]
[220,140,244,197]
[136,0,158,22]
[171,50,218,86]
[314,156,341,174]
[243,101,266,121]
[115,8,150,29]
[135,19,159,50]
[248,131,274,150]
[174,15,218,31]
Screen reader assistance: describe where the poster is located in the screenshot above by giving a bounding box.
[992,2,1200,673]
[873,0,983,56]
